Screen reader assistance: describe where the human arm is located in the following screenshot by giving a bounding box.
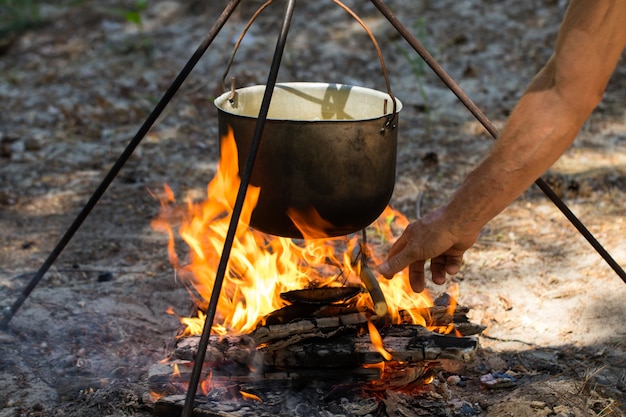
[378,0,626,292]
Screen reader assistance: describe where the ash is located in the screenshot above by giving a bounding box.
[155,379,458,417]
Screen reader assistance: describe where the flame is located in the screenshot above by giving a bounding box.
[240,391,263,402]
[446,283,463,337]
[149,391,165,402]
[446,283,459,317]
[200,371,213,395]
[364,361,387,373]
[153,128,456,336]
[287,206,339,239]
[367,320,393,361]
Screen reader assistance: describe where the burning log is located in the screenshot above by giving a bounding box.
[149,303,482,395]
[149,328,477,410]
[149,359,384,393]
[150,294,484,416]
[167,324,477,370]
[151,294,484,382]
[398,305,485,336]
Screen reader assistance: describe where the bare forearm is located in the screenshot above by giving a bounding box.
[379,0,626,288]
[444,77,587,236]
[442,0,626,237]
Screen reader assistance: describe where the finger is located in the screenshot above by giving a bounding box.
[429,256,447,285]
[445,254,464,275]
[377,234,409,278]
[408,260,426,292]
[378,245,418,279]
[377,258,400,279]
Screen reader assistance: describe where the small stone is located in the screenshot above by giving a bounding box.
[553,405,574,417]
[459,403,478,415]
[0,331,17,344]
[97,271,114,282]
[0,190,17,206]
[24,137,44,151]
[479,372,516,389]
[447,375,462,385]
[434,292,455,307]
[594,375,613,386]
[21,241,34,249]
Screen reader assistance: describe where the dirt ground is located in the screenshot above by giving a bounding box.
[1,1,625,416]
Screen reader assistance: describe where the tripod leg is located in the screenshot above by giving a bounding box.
[0,0,244,331]
[180,1,297,416]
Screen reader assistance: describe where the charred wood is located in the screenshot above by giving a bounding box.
[170,325,477,370]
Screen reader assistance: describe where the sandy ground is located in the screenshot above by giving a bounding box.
[1,1,625,416]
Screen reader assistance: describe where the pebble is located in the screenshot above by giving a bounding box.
[553,405,575,416]
[593,374,613,387]
[97,271,114,282]
[459,403,478,415]
[24,137,45,151]
[479,372,516,389]
[0,190,17,206]
[0,331,17,344]
[530,401,547,409]
[447,375,462,385]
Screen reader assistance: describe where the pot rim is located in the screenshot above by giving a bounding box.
[214,81,402,123]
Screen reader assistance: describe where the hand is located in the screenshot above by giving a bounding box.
[376,207,479,293]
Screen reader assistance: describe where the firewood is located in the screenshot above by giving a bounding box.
[148,359,382,391]
[170,325,478,371]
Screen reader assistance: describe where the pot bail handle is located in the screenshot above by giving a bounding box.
[220,0,398,127]
[331,0,397,128]
[220,0,277,99]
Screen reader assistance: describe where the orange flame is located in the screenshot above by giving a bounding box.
[446,283,459,317]
[149,391,165,402]
[240,391,263,402]
[287,206,340,239]
[367,320,393,361]
[200,371,213,395]
[152,128,455,336]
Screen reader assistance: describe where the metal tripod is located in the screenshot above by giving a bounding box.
[1,1,624,416]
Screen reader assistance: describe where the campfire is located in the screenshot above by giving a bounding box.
[148,129,484,415]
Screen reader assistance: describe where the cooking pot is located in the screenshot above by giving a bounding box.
[214,82,402,238]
